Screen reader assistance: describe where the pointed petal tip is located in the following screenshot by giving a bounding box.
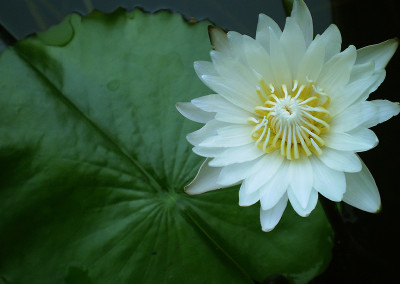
[184,180,222,196]
[343,161,382,213]
[374,204,382,213]
[208,25,228,51]
[184,186,199,196]
[183,158,224,195]
[387,37,399,50]
[261,226,275,233]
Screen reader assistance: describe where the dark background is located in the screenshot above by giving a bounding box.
[0,0,399,283]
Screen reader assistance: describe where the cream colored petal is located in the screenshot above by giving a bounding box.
[200,75,257,112]
[217,156,264,186]
[186,119,228,146]
[259,159,290,210]
[331,100,400,132]
[319,24,342,61]
[227,31,247,61]
[349,61,375,83]
[290,0,313,46]
[317,148,361,173]
[356,38,398,71]
[239,182,260,206]
[194,60,218,77]
[208,25,229,52]
[280,17,306,77]
[260,194,288,232]
[199,125,254,147]
[191,94,253,124]
[256,13,282,52]
[362,100,400,128]
[209,144,264,167]
[288,187,318,217]
[329,71,383,117]
[269,27,292,86]
[296,34,325,83]
[323,128,378,152]
[210,50,258,88]
[192,146,223,158]
[176,102,215,123]
[288,157,313,209]
[318,45,356,95]
[185,158,224,195]
[243,151,285,195]
[243,36,275,85]
[343,160,381,213]
[310,156,345,202]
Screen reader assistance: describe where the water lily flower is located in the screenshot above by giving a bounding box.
[177,0,399,231]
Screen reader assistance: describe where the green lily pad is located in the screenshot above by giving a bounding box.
[0,9,333,283]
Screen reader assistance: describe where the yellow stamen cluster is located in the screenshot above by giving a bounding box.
[249,79,331,160]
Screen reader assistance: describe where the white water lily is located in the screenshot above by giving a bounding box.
[177,0,399,231]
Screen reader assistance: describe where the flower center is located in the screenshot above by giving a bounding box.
[249,79,331,160]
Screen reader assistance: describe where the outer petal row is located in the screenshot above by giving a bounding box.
[185,157,381,231]
[343,161,381,212]
[331,100,400,133]
[356,38,398,71]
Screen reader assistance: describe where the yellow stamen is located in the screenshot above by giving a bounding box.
[249,79,331,160]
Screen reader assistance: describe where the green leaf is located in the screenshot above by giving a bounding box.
[0,9,333,283]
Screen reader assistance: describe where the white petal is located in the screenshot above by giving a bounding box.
[288,157,313,209]
[210,50,258,88]
[319,24,342,61]
[200,75,257,112]
[329,71,383,117]
[243,151,285,195]
[227,31,248,61]
[199,125,253,147]
[260,194,288,232]
[243,37,275,84]
[176,102,214,123]
[218,157,264,186]
[288,187,318,217]
[349,61,375,83]
[269,27,292,85]
[310,156,346,201]
[208,26,229,52]
[290,0,313,46]
[280,17,306,77]
[363,69,386,96]
[209,144,264,167]
[323,128,378,152]
[362,100,400,128]
[239,182,260,206]
[259,159,290,210]
[296,34,325,83]
[331,100,400,132]
[318,45,356,95]
[343,161,381,212]
[317,148,362,173]
[330,101,375,132]
[356,38,398,71]
[192,146,223,157]
[194,61,218,77]
[256,14,282,52]
[191,94,253,124]
[185,158,224,195]
[186,119,227,146]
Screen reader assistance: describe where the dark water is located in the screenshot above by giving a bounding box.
[0,0,399,283]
